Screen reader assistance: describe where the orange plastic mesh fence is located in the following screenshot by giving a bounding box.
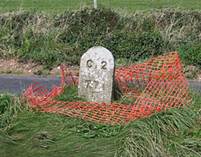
[23,52,192,125]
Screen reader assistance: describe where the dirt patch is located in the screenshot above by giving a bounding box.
[198,74,201,81]
[0,59,43,75]
[50,65,79,76]
[0,59,80,76]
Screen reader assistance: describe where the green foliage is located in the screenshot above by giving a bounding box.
[0,94,22,130]
[55,9,166,63]
[56,85,85,102]
[1,9,201,68]
[104,31,165,61]
[179,43,201,68]
[54,8,120,34]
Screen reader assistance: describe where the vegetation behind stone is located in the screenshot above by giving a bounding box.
[0,8,201,69]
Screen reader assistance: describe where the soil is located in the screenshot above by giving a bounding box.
[0,59,79,76]
[0,59,43,75]
[198,74,201,80]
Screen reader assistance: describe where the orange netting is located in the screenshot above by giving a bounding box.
[23,52,191,125]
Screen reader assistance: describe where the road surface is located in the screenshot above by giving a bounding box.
[0,75,200,95]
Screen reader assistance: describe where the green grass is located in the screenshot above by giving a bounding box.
[0,88,200,157]
[0,0,91,13]
[1,0,201,13]
[1,111,120,157]
[55,86,86,102]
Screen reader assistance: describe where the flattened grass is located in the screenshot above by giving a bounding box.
[0,90,200,157]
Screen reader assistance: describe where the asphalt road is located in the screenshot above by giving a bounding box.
[0,75,200,95]
[0,75,60,95]
[188,80,201,94]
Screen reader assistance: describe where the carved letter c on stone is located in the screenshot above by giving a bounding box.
[87,59,93,68]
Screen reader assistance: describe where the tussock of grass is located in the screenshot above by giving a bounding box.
[0,94,22,131]
[116,93,201,157]
[116,108,197,157]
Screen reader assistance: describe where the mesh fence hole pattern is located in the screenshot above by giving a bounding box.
[23,52,192,125]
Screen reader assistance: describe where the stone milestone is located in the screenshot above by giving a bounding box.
[78,46,115,103]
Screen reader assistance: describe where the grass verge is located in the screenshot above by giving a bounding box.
[0,89,200,157]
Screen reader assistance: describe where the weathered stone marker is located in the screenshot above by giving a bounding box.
[78,46,114,103]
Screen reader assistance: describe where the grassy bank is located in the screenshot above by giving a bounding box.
[0,8,201,71]
[0,87,200,157]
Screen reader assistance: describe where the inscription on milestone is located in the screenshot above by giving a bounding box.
[78,46,114,103]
